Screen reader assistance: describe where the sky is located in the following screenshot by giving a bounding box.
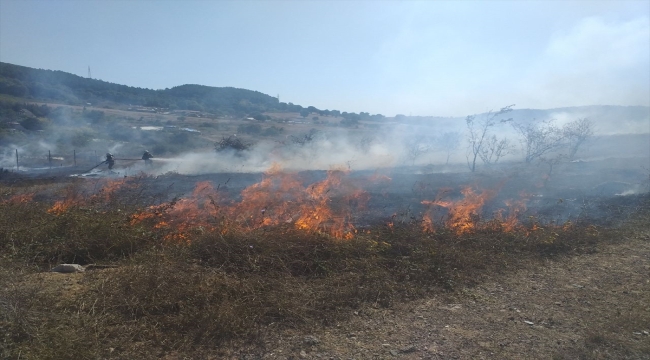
[0,0,649,117]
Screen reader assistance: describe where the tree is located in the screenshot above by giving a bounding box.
[299,109,310,118]
[215,135,251,154]
[19,117,47,131]
[479,135,513,166]
[252,113,267,121]
[237,123,262,135]
[512,119,565,164]
[465,105,514,172]
[563,118,593,160]
[290,129,319,146]
[405,135,430,166]
[340,118,359,127]
[438,132,460,165]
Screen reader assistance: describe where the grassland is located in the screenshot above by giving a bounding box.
[1,174,648,359]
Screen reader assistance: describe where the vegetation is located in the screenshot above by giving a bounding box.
[0,175,647,358]
[0,62,386,120]
[465,105,515,172]
[215,135,251,153]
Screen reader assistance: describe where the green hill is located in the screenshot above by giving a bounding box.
[0,62,288,116]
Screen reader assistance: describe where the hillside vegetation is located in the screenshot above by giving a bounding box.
[0,62,287,116]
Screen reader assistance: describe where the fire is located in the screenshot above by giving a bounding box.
[92,178,139,203]
[48,188,84,215]
[422,186,497,234]
[3,193,34,205]
[48,177,140,215]
[496,193,530,232]
[294,169,368,239]
[129,165,372,240]
[130,181,223,242]
[39,163,540,241]
[230,163,305,228]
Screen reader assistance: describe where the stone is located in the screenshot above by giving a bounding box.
[304,335,320,345]
[50,264,85,273]
[400,345,417,353]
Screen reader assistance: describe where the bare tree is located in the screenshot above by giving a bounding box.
[512,119,565,164]
[466,105,514,172]
[289,128,320,146]
[479,135,513,166]
[563,118,593,160]
[438,131,460,165]
[405,135,430,166]
[357,135,375,153]
[538,154,567,187]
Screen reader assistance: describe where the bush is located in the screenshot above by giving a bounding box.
[262,126,284,137]
[70,129,95,148]
[19,117,48,131]
[237,123,262,135]
[215,135,251,153]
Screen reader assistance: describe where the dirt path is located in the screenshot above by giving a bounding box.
[234,232,650,359]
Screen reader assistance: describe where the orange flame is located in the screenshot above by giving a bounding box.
[422,186,497,234]
[294,169,368,239]
[3,193,34,205]
[48,178,139,215]
[130,181,223,242]
[496,192,530,232]
[129,165,374,240]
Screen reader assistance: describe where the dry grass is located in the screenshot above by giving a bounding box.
[1,181,648,359]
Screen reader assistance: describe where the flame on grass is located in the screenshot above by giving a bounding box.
[130,181,222,242]
[422,186,530,234]
[130,164,373,240]
[230,163,306,229]
[48,187,85,215]
[2,193,35,205]
[495,192,530,232]
[48,178,140,215]
[294,169,370,239]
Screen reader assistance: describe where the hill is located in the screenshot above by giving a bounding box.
[0,62,292,116]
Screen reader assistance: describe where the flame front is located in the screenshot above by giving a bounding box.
[47,178,138,215]
[131,165,371,240]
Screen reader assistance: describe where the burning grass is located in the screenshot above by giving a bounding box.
[0,171,648,359]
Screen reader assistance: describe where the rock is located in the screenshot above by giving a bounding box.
[389,349,399,356]
[400,345,417,353]
[50,264,85,273]
[524,320,534,325]
[300,350,308,358]
[304,335,320,346]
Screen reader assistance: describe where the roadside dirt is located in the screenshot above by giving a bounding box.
[226,224,650,359]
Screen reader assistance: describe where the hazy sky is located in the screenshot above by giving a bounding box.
[1,0,648,116]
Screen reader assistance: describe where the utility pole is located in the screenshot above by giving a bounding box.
[88,66,92,79]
